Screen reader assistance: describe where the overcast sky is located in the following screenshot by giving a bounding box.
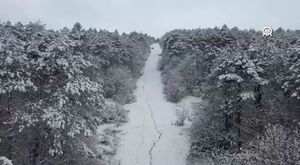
[0,0,299,37]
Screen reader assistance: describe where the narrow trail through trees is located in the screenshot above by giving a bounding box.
[114,44,190,165]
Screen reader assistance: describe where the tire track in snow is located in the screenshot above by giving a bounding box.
[133,76,147,165]
[133,107,145,165]
[145,87,163,165]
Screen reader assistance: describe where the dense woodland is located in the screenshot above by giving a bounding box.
[0,21,154,165]
[159,25,300,164]
[0,20,299,165]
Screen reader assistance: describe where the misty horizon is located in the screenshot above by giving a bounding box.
[1,0,300,38]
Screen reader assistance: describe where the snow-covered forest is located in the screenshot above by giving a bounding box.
[0,21,154,165]
[0,20,300,165]
[159,25,300,164]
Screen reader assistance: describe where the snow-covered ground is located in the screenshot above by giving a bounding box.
[113,44,194,165]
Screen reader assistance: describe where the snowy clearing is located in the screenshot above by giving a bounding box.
[114,44,193,165]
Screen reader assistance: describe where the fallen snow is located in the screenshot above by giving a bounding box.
[0,157,13,165]
[114,44,193,165]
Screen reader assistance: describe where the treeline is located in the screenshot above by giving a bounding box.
[159,25,300,164]
[0,21,154,165]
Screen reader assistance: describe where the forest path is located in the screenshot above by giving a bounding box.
[114,43,189,165]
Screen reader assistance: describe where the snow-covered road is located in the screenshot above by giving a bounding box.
[114,43,190,165]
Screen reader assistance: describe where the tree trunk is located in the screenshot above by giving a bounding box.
[236,83,242,150]
[236,110,242,150]
[30,136,40,165]
[254,84,262,110]
[224,84,230,131]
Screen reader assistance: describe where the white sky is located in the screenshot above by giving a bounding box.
[0,0,299,38]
